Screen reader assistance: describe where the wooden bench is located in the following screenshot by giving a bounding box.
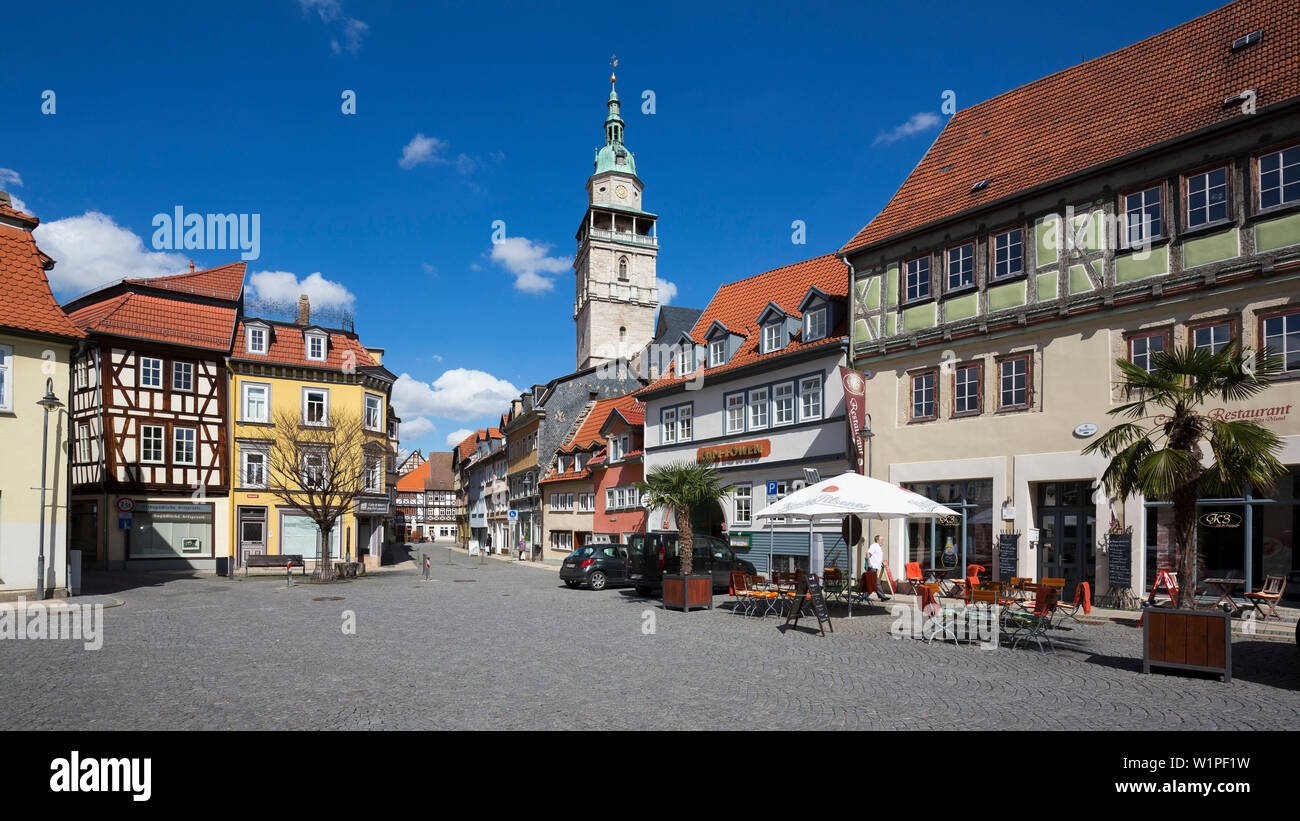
[244,553,304,578]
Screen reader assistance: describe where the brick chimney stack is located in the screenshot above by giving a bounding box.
[296,294,311,326]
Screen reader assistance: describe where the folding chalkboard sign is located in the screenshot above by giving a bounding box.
[784,573,833,636]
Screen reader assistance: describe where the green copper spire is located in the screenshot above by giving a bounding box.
[593,60,636,177]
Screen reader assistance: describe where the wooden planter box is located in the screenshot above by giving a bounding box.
[663,574,712,612]
[1142,608,1232,682]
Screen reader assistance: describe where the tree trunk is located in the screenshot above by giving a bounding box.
[1172,481,1198,609]
[319,526,335,582]
[675,506,694,576]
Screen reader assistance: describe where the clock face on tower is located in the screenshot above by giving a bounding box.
[615,185,627,199]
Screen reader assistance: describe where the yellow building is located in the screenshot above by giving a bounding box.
[227,298,395,570]
[0,194,85,597]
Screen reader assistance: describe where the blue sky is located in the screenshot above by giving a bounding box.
[0,0,1224,453]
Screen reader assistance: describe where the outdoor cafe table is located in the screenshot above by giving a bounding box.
[923,567,958,597]
[1202,577,1245,614]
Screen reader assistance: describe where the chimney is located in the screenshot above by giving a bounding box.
[189,260,196,272]
[296,294,311,326]
[0,191,10,206]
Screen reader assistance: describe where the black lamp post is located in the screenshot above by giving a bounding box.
[36,377,64,601]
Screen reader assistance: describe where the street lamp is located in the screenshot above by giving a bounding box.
[36,378,64,601]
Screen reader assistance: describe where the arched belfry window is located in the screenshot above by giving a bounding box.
[618,256,629,281]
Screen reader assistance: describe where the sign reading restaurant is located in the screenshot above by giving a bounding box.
[697,440,771,464]
[1155,404,1292,425]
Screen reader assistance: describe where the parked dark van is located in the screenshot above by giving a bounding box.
[625,532,756,596]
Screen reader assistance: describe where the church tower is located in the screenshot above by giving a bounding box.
[573,60,659,371]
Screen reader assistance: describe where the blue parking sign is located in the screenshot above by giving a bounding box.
[766,481,778,496]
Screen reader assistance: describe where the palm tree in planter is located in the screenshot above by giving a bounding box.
[637,460,733,610]
[1083,345,1286,609]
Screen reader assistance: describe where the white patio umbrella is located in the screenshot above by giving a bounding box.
[754,472,960,591]
[755,472,960,521]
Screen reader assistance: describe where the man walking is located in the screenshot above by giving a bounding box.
[866,535,890,601]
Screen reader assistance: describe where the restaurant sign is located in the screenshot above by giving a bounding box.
[1156,404,1292,425]
[697,439,770,464]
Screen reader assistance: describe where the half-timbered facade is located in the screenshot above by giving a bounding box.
[64,262,244,570]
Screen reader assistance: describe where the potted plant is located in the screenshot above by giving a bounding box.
[1085,345,1286,677]
[638,460,733,612]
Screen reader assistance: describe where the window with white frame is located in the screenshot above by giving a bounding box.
[578,493,594,512]
[365,457,382,492]
[364,394,382,431]
[1259,145,1300,210]
[662,407,677,444]
[241,445,268,487]
[762,322,783,353]
[303,388,329,425]
[1191,321,1234,354]
[709,339,727,367]
[0,344,11,411]
[173,427,196,464]
[905,256,931,301]
[734,484,752,525]
[803,308,827,341]
[947,243,975,290]
[992,229,1024,279]
[1129,332,1168,374]
[246,326,267,355]
[305,333,327,361]
[1186,167,1229,228]
[998,356,1030,410]
[76,423,91,463]
[242,382,269,422]
[748,388,769,429]
[726,393,745,433]
[1123,186,1163,246]
[773,382,795,425]
[799,375,822,420]
[140,425,164,463]
[911,371,936,421]
[139,356,163,389]
[678,344,695,375]
[954,363,981,415]
[1262,311,1300,374]
[172,361,193,392]
[551,531,574,552]
[301,450,328,487]
[676,406,693,442]
[608,435,629,461]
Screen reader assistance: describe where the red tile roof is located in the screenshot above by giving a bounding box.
[641,253,848,392]
[454,431,481,463]
[396,453,454,492]
[126,262,246,301]
[230,319,376,371]
[0,200,39,230]
[69,290,236,350]
[0,223,84,339]
[841,0,1300,254]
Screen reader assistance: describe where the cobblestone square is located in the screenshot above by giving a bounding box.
[1,559,1297,731]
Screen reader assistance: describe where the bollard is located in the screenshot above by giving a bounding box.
[286,561,293,588]
[423,554,431,581]
[446,546,453,565]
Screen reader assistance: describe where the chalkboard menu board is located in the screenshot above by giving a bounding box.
[997,533,1019,582]
[1107,533,1132,589]
[784,573,833,636]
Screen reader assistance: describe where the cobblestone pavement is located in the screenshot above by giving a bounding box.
[1,560,1297,730]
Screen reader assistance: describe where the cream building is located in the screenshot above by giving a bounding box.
[0,193,84,597]
[843,1,1300,599]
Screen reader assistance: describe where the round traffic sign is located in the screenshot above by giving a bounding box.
[115,498,135,513]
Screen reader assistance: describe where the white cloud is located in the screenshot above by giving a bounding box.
[9,195,29,213]
[401,417,437,440]
[445,428,474,447]
[399,133,450,170]
[300,0,368,54]
[658,278,678,305]
[248,270,355,309]
[0,168,22,189]
[873,111,942,146]
[34,211,189,296]
[489,236,572,294]
[392,369,520,422]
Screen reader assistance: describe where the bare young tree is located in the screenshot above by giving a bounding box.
[265,409,377,581]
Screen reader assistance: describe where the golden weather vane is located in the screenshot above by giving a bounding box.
[610,53,618,84]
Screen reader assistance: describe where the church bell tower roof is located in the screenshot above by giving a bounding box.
[592,61,636,177]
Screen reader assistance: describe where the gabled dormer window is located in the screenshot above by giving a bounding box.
[305,332,327,362]
[678,344,696,375]
[246,325,268,355]
[803,308,827,342]
[762,322,784,354]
